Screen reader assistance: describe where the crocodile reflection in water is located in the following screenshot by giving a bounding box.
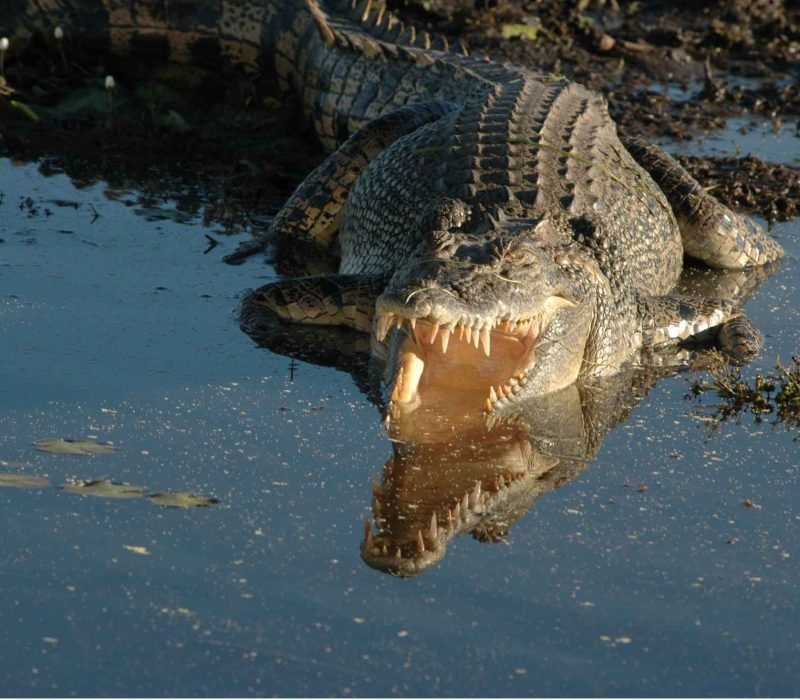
[362,375,643,577]
[244,259,778,577]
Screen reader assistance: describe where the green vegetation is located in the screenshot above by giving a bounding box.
[689,354,800,434]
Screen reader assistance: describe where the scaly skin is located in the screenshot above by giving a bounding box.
[2,0,784,416]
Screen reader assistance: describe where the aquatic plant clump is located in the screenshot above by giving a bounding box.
[689,354,800,434]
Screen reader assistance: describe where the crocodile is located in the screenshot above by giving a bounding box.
[3,0,784,415]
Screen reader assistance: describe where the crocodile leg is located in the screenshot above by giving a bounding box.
[622,136,784,269]
[224,101,456,264]
[240,273,388,333]
[637,293,761,363]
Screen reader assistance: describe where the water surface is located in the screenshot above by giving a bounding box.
[1,122,799,696]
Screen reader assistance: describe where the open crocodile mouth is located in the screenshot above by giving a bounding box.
[375,313,543,412]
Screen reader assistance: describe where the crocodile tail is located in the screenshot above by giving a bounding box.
[282,0,486,150]
[4,0,271,72]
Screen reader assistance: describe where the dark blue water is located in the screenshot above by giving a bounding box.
[1,121,799,696]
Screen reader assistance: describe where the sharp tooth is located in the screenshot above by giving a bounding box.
[364,524,374,549]
[509,377,519,388]
[410,317,417,330]
[458,323,465,341]
[416,530,426,553]
[440,327,451,353]
[395,548,402,559]
[376,314,392,341]
[390,370,403,401]
[497,384,507,398]
[469,481,481,508]
[372,495,382,518]
[429,513,438,540]
[472,327,480,349]
[484,398,493,412]
[396,351,425,404]
[447,509,454,526]
[489,386,498,403]
[480,328,491,356]
[428,323,440,344]
[462,493,469,513]
[516,373,525,381]
[499,474,506,489]
[453,502,461,521]
[486,413,497,430]
[502,319,511,332]
[381,544,388,555]
[395,316,404,329]
[464,326,472,344]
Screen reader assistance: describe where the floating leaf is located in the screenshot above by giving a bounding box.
[34,438,115,455]
[148,492,220,508]
[0,472,50,489]
[62,479,146,499]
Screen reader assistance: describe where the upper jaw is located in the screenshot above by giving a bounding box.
[375,311,540,359]
[373,296,577,414]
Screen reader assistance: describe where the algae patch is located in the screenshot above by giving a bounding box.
[34,438,116,455]
[0,473,50,489]
[61,479,147,498]
[148,492,221,508]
